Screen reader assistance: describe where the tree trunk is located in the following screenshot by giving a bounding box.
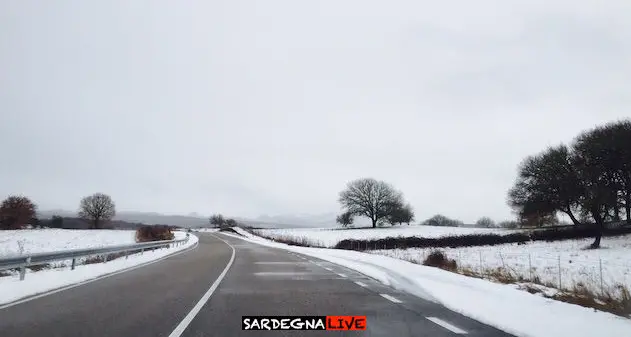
[626,194,631,225]
[371,218,377,228]
[590,212,604,249]
[94,219,100,230]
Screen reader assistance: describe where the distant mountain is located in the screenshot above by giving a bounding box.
[36,210,356,229]
[37,210,208,228]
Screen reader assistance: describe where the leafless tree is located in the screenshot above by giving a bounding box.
[78,193,116,229]
[209,214,225,228]
[336,211,354,227]
[475,217,496,228]
[387,203,415,226]
[0,195,37,230]
[421,214,464,227]
[338,178,404,228]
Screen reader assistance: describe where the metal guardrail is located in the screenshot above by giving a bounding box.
[0,234,190,281]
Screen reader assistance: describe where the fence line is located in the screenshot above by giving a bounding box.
[372,248,630,296]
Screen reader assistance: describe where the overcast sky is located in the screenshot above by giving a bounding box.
[1,1,629,223]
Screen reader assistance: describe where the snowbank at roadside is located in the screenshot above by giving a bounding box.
[0,232,198,306]
[0,229,138,257]
[225,227,631,337]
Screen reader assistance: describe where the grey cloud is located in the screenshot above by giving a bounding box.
[1,0,629,223]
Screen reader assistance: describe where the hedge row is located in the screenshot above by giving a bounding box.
[333,225,631,251]
[135,225,175,242]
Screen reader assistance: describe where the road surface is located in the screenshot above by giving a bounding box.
[0,233,514,337]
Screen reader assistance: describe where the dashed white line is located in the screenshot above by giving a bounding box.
[337,273,347,278]
[324,267,333,271]
[380,294,402,303]
[354,281,368,287]
[426,317,468,334]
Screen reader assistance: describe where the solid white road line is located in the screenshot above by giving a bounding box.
[426,317,468,334]
[354,281,368,287]
[168,234,236,337]
[380,294,403,303]
[0,238,200,310]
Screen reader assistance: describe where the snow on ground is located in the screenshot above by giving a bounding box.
[371,236,631,294]
[192,228,220,233]
[0,229,137,257]
[254,225,512,247]
[0,231,198,305]
[225,227,631,337]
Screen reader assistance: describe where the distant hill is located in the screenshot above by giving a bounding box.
[36,210,350,229]
[37,217,146,230]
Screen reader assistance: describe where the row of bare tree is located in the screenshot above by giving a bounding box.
[507,119,631,248]
[0,193,116,230]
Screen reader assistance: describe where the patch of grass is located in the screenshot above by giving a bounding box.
[549,283,631,318]
[26,263,51,272]
[84,249,142,265]
[388,250,631,318]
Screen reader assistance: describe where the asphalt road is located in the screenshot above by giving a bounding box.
[0,233,515,337]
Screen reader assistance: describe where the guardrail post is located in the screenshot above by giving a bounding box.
[71,258,76,270]
[141,248,144,255]
[20,257,31,281]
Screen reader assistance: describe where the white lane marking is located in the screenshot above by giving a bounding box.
[380,294,403,303]
[254,272,315,276]
[168,234,236,337]
[354,281,368,287]
[426,317,468,334]
[324,267,332,271]
[0,239,200,310]
[337,273,347,278]
[255,262,307,265]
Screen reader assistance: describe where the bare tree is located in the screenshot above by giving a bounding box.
[507,119,631,248]
[386,203,415,226]
[338,178,405,228]
[225,218,238,227]
[336,211,354,227]
[0,195,37,230]
[209,214,225,228]
[421,214,464,227]
[78,193,116,229]
[508,145,583,226]
[475,217,496,228]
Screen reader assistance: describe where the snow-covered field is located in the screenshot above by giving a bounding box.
[0,230,198,305]
[371,236,631,295]
[254,225,513,247]
[0,229,137,257]
[227,227,631,337]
